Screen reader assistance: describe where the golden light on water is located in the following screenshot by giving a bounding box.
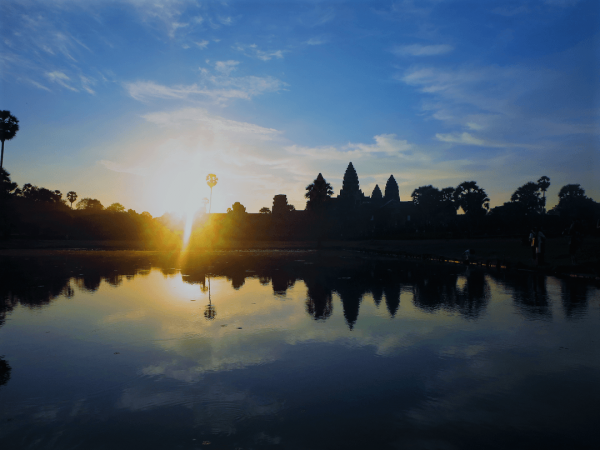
[182,209,195,248]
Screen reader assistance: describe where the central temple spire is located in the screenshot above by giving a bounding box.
[384,175,400,202]
[339,162,363,207]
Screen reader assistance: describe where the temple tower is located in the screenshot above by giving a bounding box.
[338,162,363,206]
[384,175,400,203]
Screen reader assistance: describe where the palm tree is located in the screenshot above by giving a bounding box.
[537,176,550,213]
[66,191,77,209]
[206,174,218,214]
[0,111,19,170]
[305,173,333,212]
[453,181,490,217]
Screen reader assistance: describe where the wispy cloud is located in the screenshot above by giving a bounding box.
[194,40,209,49]
[25,79,51,92]
[218,15,233,25]
[434,132,537,149]
[142,108,283,141]
[124,60,287,104]
[215,60,239,75]
[286,134,423,161]
[46,71,78,91]
[393,44,454,56]
[168,21,189,39]
[125,74,286,104]
[299,7,336,27]
[305,36,328,46]
[435,132,487,146]
[466,122,483,131]
[80,75,96,94]
[234,44,284,61]
[400,65,545,118]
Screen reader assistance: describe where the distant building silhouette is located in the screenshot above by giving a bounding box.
[371,184,383,204]
[272,194,290,216]
[384,175,400,203]
[338,162,365,208]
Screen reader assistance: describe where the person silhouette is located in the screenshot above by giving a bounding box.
[536,228,546,266]
[529,229,536,260]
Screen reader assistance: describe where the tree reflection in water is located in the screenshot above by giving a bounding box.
[0,357,10,388]
[204,276,216,320]
[0,251,594,334]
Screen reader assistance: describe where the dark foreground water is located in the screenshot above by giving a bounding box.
[0,250,599,450]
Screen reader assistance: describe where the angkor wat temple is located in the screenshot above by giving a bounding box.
[209,162,416,240]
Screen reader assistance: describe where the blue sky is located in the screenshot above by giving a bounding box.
[1,0,598,216]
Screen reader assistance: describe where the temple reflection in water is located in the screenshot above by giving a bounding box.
[0,250,598,450]
[0,250,591,331]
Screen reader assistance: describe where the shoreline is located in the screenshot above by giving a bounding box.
[1,237,598,282]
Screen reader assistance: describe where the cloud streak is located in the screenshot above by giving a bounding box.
[46,71,78,91]
[234,44,284,61]
[142,107,283,141]
[393,44,454,56]
[286,134,425,162]
[125,75,286,104]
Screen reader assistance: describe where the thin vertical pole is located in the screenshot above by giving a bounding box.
[209,187,213,214]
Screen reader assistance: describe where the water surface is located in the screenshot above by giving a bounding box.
[1,251,598,449]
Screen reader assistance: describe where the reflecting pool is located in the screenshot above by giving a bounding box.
[1,250,599,449]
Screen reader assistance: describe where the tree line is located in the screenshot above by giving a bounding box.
[0,168,179,246]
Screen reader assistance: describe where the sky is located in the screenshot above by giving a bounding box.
[1,0,598,217]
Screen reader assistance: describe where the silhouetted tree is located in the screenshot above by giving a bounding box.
[66,191,77,209]
[384,175,400,202]
[552,184,599,221]
[76,197,104,211]
[305,173,333,212]
[440,187,457,216]
[537,176,550,212]
[0,111,19,170]
[259,207,271,214]
[107,202,125,212]
[454,181,489,217]
[558,184,585,200]
[229,202,246,215]
[412,185,441,211]
[17,184,63,203]
[510,181,543,215]
[412,185,456,227]
[0,168,18,198]
[0,169,17,238]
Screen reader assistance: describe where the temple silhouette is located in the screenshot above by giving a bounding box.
[186,162,417,241]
